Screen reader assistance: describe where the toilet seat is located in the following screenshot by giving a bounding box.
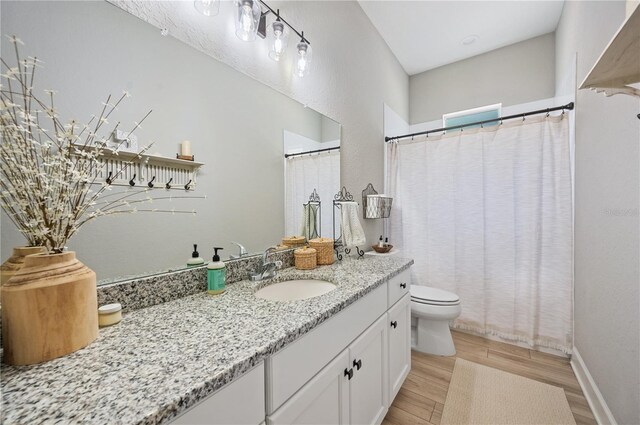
[410,286,460,306]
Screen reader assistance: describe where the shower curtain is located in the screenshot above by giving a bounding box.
[387,115,573,353]
[285,151,340,238]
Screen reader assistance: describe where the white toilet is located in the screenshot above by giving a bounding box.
[410,285,462,356]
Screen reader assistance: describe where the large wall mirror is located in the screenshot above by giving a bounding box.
[0,0,340,284]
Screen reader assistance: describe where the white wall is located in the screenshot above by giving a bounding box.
[108,0,410,246]
[409,33,556,124]
[0,0,408,279]
[556,2,640,424]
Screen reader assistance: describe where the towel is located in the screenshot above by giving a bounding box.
[299,203,319,240]
[340,201,366,247]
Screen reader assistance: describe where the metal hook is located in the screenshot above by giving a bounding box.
[129,174,136,187]
[184,179,192,191]
[546,110,550,118]
[106,171,113,185]
[522,113,526,122]
[148,176,156,188]
[165,177,173,190]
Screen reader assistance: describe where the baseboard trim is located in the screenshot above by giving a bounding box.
[570,347,617,425]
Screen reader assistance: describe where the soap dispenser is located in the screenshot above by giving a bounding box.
[207,247,226,295]
[187,244,205,267]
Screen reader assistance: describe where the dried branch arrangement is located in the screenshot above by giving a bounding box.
[0,36,198,253]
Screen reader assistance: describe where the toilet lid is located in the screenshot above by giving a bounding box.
[410,286,460,305]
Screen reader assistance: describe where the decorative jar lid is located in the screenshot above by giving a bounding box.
[294,246,316,256]
[98,303,122,315]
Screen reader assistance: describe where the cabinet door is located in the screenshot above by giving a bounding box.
[171,363,265,425]
[349,314,388,425]
[268,350,350,425]
[388,294,411,402]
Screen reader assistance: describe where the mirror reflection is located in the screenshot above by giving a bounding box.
[284,120,341,241]
[0,0,341,284]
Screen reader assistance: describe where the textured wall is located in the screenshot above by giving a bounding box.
[556,2,640,424]
[0,1,408,280]
[409,33,556,124]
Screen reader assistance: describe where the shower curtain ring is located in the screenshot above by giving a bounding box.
[522,114,526,122]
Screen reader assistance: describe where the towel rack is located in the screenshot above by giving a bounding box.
[332,186,365,260]
[303,189,321,241]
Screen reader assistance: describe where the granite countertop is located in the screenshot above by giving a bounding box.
[1,256,413,425]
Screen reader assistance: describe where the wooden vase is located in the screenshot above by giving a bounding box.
[0,246,47,288]
[1,251,99,365]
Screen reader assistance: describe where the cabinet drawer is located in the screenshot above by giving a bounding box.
[171,363,265,425]
[388,269,410,308]
[266,284,387,414]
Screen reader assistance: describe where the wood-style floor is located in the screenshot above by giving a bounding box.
[383,330,597,425]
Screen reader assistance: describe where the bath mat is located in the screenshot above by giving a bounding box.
[441,358,576,425]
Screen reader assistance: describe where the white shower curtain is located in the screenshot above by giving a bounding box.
[285,151,340,238]
[387,115,573,353]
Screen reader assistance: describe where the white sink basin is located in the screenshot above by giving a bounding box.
[254,279,336,301]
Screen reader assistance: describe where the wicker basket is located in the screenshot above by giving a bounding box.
[282,236,306,248]
[294,247,317,270]
[309,238,335,265]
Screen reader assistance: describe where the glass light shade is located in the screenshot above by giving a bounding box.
[295,40,312,77]
[235,0,261,42]
[194,0,219,17]
[268,20,289,62]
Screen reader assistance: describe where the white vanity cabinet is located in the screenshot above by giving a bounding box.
[269,315,388,425]
[387,294,411,401]
[348,315,389,425]
[171,362,265,425]
[266,267,413,425]
[268,350,350,424]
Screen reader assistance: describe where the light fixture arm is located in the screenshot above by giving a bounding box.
[257,0,310,44]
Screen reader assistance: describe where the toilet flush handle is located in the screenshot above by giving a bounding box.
[400,283,407,289]
[391,321,398,329]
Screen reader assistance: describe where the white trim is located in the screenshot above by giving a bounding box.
[570,347,618,425]
[442,103,502,128]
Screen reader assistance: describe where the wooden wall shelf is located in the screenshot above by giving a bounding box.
[78,146,204,191]
[579,4,640,98]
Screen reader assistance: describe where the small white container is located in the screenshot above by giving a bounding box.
[98,303,122,327]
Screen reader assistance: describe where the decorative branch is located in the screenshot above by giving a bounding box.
[0,36,199,253]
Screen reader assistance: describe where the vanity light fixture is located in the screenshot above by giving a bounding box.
[235,0,261,42]
[194,0,220,17]
[295,34,311,78]
[193,0,313,76]
[268,10,289,62]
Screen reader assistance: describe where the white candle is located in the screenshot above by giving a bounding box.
[181,140,192,157]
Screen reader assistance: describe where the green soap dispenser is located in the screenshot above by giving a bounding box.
[207,247,226,295]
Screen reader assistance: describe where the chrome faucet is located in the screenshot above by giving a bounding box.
[230,241,248,259]
[250,246,281,281]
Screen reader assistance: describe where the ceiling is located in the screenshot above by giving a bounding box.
[358,1,565,76]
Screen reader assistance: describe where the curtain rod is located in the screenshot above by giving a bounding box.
[284,146,340,158]
[385,102,574,143]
